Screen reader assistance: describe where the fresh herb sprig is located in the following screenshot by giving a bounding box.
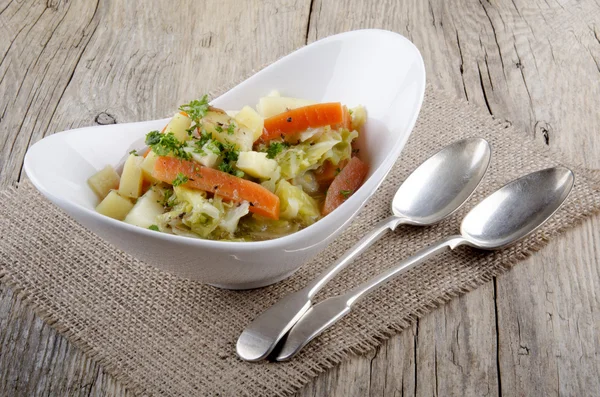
[175,95,244,178]
[226,122,236,135]
[145,131,191,160]
[179,95,210,123]
[218,142,244,177]
[340,189,353,199]
[265,141,289,159]
[172,172,189,187]
[160,189,175,208]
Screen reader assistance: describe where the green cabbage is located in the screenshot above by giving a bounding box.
[174,186,221,237]
[275,180,320,225]
[350,105,367,131]
[237,215,300,241]
[277,129,358,179]
[219,199,250,233]
[157,186,250,238]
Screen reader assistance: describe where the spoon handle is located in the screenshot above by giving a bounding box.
[275,235,466,361]
[236,215,402,361]
[305,215,404,297]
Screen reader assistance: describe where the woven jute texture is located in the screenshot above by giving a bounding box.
[2,86,600,396]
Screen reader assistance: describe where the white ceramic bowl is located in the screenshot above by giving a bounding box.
[24,29,426,289]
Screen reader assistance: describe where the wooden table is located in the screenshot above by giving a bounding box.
[2,0,599,395]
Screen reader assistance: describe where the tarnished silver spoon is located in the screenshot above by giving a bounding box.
[276,166,574,361]
[237,137,492,362]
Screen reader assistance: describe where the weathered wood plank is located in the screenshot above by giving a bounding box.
[0,0,311,395]
[2,0,600,395]
[42,0,311,143]
[0,0,101,188]
[496,216,600,396]
[414,285,499,397]
[296,0,600,395]
[0,0,313,189]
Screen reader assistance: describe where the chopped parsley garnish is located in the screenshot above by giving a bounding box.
[193,127,212,147]
[161,189,175,207]
[129,149,138,156]
[215,124,223,133]
[194,135,221,157]
[216,142,243,177]
[335,167,341,175]
[218,161,244,178]
[145,131,191,160]
[179,95,210,123]
[217,161,234,174]
[221,142,239,162]
[172,172,189,187]
[148,225,159,231]
[206,140,221,155]
[340,189,353,198]
[226,122,236,135]
[266,141,289,159]
[193,139,207,156]
[145,130,162,145]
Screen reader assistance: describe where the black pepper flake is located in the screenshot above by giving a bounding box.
[286,117,292,122]
[214,185,218,190]
[249,202,254,207]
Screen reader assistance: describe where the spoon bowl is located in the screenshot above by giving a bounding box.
[461,167,575,249]
[275,166,575,361]
[392,137,491,225]
[236,138,491,362]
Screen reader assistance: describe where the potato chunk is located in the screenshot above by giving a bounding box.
[88,165,120,200]
[140,151,160,183]
[256,96,316,118]
[96,190,134,220]
[183,141,220,168]
[236,151,278,179]
[202,108,254,151]
[234,106,264,142]
[118,154,144,198]
[165,112,192,141]
[124,188,164,228]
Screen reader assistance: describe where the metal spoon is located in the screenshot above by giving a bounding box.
[275,166,574,361]
[236,137,492,362]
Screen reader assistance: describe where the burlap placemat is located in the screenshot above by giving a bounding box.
[1,86,600,396]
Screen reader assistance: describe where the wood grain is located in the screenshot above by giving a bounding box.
[1,0,600,395]
[298,0,600,395]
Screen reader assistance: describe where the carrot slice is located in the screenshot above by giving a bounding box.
[314,159,349,188]
[152,157,280,219]
[332,105,352,131]
[261,102,345,142]
[323,157,369,216]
